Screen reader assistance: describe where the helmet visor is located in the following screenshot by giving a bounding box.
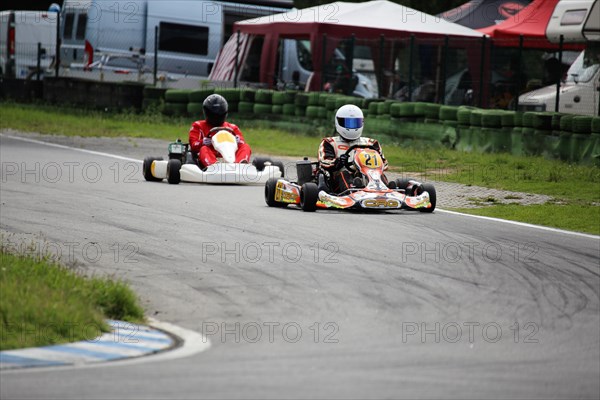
[337,117,363,129]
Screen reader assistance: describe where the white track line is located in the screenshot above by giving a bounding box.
[3,133,598,240]
[436,209,599,240]
[1,133,141,163]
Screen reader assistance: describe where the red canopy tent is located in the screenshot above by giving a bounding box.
[211,0,488,97]
[478,0,584,49]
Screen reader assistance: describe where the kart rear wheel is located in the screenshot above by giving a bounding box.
[167,159,182,185]
[300,183,319,212]
[265,178,287,208]
[143,157,163,182]
[418,183,436,213]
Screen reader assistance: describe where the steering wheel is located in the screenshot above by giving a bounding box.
[208,126,235,135]
[342,144,380,171]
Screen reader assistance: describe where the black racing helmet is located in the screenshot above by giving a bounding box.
[203,94,228,126]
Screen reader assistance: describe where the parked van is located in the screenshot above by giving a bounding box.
[60,0,291,77]
[519,0,599,116]
[0,10,57,79]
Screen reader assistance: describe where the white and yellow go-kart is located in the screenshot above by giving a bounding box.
[143,128,284,185]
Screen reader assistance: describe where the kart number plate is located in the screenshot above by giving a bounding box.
[169,143,183,154]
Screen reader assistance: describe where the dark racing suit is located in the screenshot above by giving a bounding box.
[318,136,388,193]
[188,120,252,169]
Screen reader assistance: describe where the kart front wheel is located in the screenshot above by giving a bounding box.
[265,178,287,208]
[167,159,181,185]
[300,183,319,212]
[418,183,436,213]
[143,157,163,182]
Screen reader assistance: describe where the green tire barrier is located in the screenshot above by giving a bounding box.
[570,133,591,163]
[456,107,474,125]
[425,103,440,120]
[522,128,546,156]
[272,91,295,105]
[543,134,561,160]
[326,96,339,111]
[530,112,553,130]
[368,102,381,115]
[318,93,331,107]
[389,103,402,118]
[305,106,320,118]
[164,89,191,103]
[439,106,459,121]
[238,101,254,113]
[511,127,523,156]
[377,102,391,115]
[551,113,563,130]
[255,89,273,104]
[295,106,305,117]
[454,125,471,152]
[253,103,272,114]
[592,117,600,133]
[241,89,255,102]
[413,102,428,118]
[513,111,524,127]
[295,93,309,107]
[557,131,572,161]
[522,112,535,128]
[162,102,187,116]
[189,89,214,103]
[318,107,327,119]
[501,111,515,127]
[187,102,203,116]
[272,105,283,114]
[399,102,417,118]
[573,116,593,134]
[481,111,503,128]
[560,115,575,132]
[143,86,166,100]
[282,104,296,116]
[214,88,241,103]
[306,92,320,106]
[470,110,484,126]
[589,133,600,166]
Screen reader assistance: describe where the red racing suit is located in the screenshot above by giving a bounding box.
[318,136,388,193]
[188,120,251,168]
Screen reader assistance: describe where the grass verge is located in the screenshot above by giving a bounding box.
[1,102,599,234]
[0,241,145,350]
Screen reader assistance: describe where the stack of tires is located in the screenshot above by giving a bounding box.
[162,89,191,117]
[253,89,273,116]
[238,89,256,115]
[187,88,214,117]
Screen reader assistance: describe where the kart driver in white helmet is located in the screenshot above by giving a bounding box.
[318,104,389,193]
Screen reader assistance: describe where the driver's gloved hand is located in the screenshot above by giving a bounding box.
[336,154,349,169]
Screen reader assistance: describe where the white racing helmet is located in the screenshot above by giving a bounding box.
[335,104,364,141]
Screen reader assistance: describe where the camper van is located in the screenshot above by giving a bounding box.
[60,0,292,77]
[0,10,57,79]
[519,0,599,116]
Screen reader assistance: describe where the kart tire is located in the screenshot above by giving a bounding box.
[265,178,287,208]
[300,183,319,212]
[418,183,436,213]
[167,159,181,185]
[252,157,270,171]
[273,160,285,178]
[395,178,417,193]
[143,157,163,182]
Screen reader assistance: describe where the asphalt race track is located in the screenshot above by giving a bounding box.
[1,134,599,399]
